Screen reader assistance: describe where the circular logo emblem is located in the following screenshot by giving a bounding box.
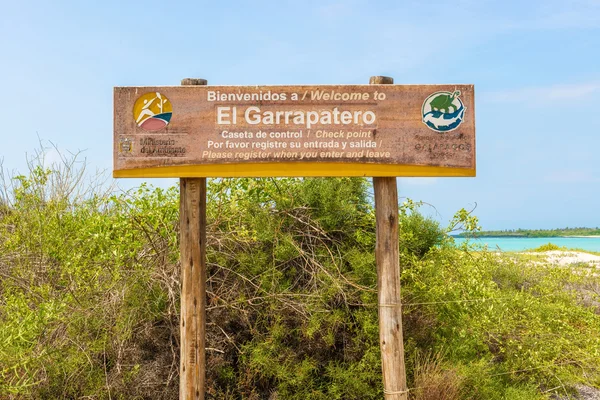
[422,90,465,133]
[133,92,173,131]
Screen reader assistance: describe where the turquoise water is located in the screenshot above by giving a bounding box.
[453,237,600,252]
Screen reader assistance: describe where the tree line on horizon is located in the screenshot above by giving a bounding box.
[456,226,600,238]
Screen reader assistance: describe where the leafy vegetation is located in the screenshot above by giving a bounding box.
[456,227,600,238]
[531,243,565,252]
[1,153,599,399]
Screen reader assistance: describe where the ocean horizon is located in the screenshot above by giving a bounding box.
[452,236,600,252]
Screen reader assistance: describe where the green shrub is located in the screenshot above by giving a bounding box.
[399,209,445,258]
[531,243,563,252]
[1,151,599,399]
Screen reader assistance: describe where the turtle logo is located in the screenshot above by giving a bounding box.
[422,90,465,133]
[133,92,173,131]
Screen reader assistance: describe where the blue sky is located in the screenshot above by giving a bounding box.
[0,0,599,230]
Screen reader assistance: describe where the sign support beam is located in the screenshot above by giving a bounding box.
[371,76,408,400]
[179,78,208,400]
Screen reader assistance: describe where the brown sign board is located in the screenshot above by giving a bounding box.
[113,85,475,178]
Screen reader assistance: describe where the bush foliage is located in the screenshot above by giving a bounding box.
[1,156,599,399]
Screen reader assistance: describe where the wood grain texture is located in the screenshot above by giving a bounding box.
[374,176,407,400]
[179,75,208,400]
[370,76,394,85]
[372,75,408,400]
[114,83,476,177]
[179,177,207,400]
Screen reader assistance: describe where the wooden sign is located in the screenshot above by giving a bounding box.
[113,85,475,178]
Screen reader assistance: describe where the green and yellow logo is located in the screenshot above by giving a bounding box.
[422,90,465,133]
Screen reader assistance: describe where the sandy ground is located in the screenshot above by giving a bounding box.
[519,250,600,267]
[543,250,600,266]
[565,235,600,238]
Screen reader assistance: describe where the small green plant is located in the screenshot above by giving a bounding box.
[531,242,563,252]
[398,200,446,258]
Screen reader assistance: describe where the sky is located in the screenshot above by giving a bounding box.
[0,0,599,230]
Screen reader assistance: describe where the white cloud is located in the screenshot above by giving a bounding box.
[497,11,600,31]
[544,170,600,183]
[397,177,439,186]
[316,2,354,18]
[42,147,63,169]
[484,82,600,104]
[537,10,600,29]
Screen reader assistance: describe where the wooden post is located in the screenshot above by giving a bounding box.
[180,78,208,400]
[371,76,408,400]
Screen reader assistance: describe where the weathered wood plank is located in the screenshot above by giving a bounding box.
[179,77,208,400]
[372,75,408,400]
[179,177,207,400]
[114,84,475,177]
[374,176,407,400]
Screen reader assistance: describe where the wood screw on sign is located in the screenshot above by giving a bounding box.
[371,76,408,400]
[179,78,208,400]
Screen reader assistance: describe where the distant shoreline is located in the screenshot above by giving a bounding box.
[453,227,600,239]
[453,235,600,239]
[450,235,600,252]
[564,235,600,238]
